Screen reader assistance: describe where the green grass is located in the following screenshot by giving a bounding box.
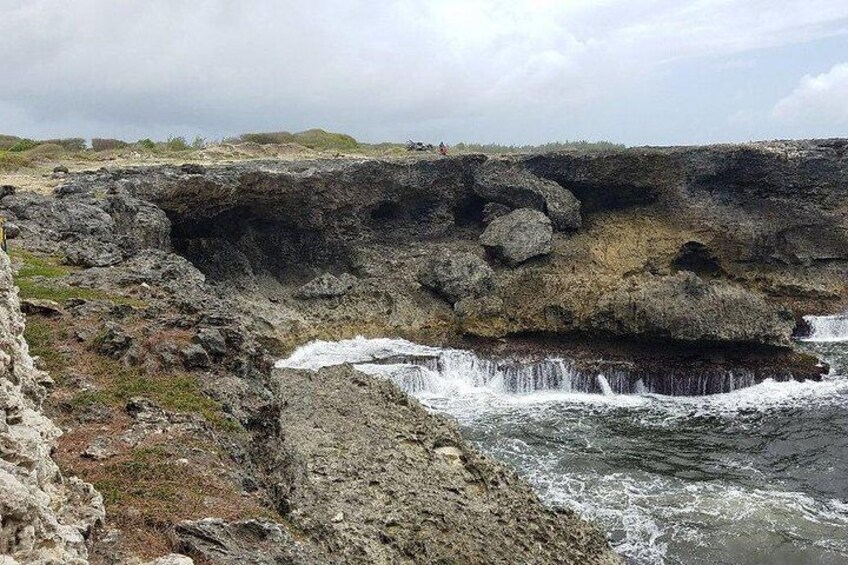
[12,249,77,278]
[93,445,182,507]
[23,317,67,373]
[234,128,360,151]
[10,248,144,306]
[0,151,32,172]
[69,357,240,433]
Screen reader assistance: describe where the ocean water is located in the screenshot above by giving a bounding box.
[277,317,848,565]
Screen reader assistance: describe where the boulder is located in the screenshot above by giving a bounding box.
[181,344,211,369]
[4,222,20,239]
[479,208,553,266]
[194,327,227,357]
[63,240,123,267]
[295,272,356,299]
[174,518,323,565]
[417,251,495,304]
[20,298,63,317]
[475,160,581,231]
[94,322,134,358]
[591,272,795,346]
[482,202,511,224]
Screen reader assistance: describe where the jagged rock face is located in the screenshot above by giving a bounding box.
[417,251,495,304]
[6,140,845,352]
[474,159,582,230]
[591,272,796,346]
[265,365,620,565]
[525,140,848,265]
[0,190,170,267]
[295,272,357,299]
[0,252,104,563]
[174,518,327,564]
[480,208,553,266]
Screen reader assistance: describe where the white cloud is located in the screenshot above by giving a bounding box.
[1,0,847,143]
[772,62,848,125]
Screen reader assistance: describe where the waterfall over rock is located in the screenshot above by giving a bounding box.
[802,314,848,343]
[277,337,784,397]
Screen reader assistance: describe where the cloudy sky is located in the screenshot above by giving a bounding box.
[1,0,847,146]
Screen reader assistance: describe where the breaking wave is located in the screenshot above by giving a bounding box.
[277,336,848,564]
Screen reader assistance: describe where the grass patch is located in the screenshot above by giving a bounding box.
[10,248,144,306]
[0,151,32,172]
[69,355,240,433]
[23,316,68,373]
[82,442,278,558]
[11,249,77,278]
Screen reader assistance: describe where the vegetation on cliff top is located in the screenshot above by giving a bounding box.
[0,128,624,174]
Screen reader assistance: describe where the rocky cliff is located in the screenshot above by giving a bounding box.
[1,139,845,562]
[0,251,104,563]
[32,140,843,354]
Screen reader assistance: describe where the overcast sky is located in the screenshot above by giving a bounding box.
[2,0,847,146]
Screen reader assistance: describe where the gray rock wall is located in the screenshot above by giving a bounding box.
[0,251,104,563]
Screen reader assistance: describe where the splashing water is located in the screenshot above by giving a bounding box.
[801,313,848,343]
[277,336,848,564]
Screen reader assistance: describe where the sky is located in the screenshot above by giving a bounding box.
[1,0,847,146]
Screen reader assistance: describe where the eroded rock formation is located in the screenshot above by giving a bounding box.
[0,252,104,563]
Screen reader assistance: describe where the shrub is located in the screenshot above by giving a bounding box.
[92,138,129,151]
[238,131,296,145]
[163,136,190,151]
[191,136,207,149]
[0,151,32,172]
[0,135,22,151]
[22,143,65,159]
[8,139,40,152]
[41,138,86,151]
[237,129,359,151]
[135,138,156,150]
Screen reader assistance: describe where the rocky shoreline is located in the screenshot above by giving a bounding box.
[1,139,846,563]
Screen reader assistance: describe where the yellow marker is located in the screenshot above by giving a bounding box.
[0,216,6,253]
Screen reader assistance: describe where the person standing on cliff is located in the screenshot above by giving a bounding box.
[439,142,448,156]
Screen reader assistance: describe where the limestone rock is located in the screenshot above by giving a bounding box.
[266,365,619,564]
[0,250,104,563]
[295,272,356,299]
[454,296,508,337]
[417,251,495,304]
[143,553,194,565]
[482,202,511,224]
[181,344,211,369]
[479,208,553,266]
[194,327,227,357]
[591,272,795,346]
[475,160,581,231]
[94,321,133,358]
[4,222,20,239]
[174,518,325,565]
